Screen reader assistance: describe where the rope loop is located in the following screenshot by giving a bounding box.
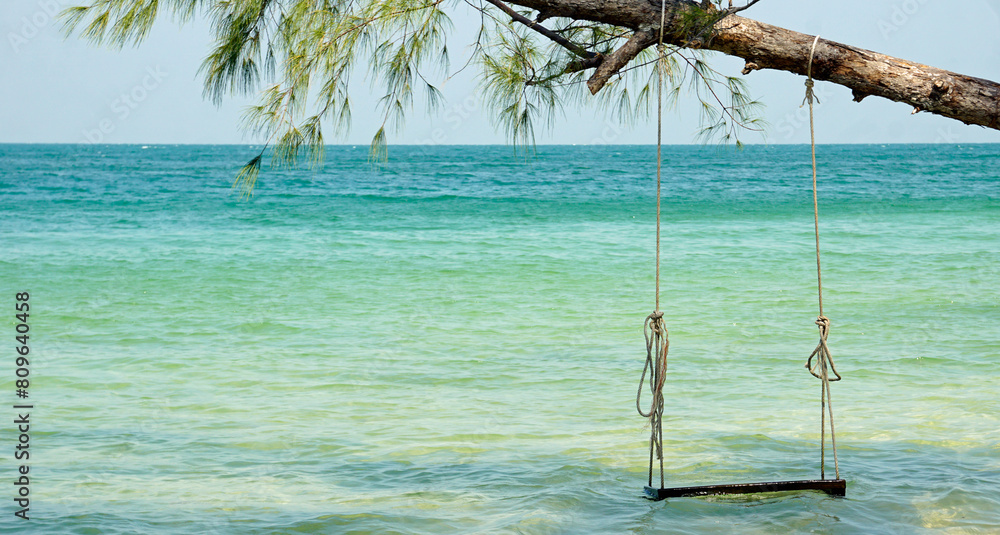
[801,35,821,107]
[638,312,669,417]
[638,310,669,487]
[806,315,842,382]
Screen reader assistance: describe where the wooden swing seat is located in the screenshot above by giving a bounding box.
[643,479,846,501]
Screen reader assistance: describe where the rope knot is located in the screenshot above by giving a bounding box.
[815,315,830,338]
[647,311,666,336]
[806,315,841,382]
[802,79,819,107]
[801,35,821,107]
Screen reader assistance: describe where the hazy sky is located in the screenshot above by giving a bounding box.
[2,0,1000,145]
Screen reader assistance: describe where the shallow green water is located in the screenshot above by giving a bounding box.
[1,144,998,533]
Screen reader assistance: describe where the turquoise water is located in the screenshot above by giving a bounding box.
[1,144,998,533]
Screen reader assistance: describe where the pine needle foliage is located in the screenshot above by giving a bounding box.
[62,0,763,195]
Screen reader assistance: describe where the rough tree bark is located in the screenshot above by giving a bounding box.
[505,0,1000,130]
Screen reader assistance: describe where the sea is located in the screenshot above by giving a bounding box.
[1,144,998,534]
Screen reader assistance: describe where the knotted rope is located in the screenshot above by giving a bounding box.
[802,35,841,481]
[634,0,671,489]
[637,311,668,487]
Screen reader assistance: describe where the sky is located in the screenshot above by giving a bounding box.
[2,0,999,145]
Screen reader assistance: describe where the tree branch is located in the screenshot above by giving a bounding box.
[585,29,657,94]
[564,54,604,74]
[708,16,1000,130]
[504,0,1000,131]
[482,0,597,59]
[723,0,763,17]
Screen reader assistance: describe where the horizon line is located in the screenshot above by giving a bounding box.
[2,142,999,147]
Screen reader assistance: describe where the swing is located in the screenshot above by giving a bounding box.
[638,34,846,501]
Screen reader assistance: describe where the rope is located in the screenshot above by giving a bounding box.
[634,0,670,489]
[637,311,668,487]
[802,35,841,481]
[655,0,666,313]
[804,35,823,316]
